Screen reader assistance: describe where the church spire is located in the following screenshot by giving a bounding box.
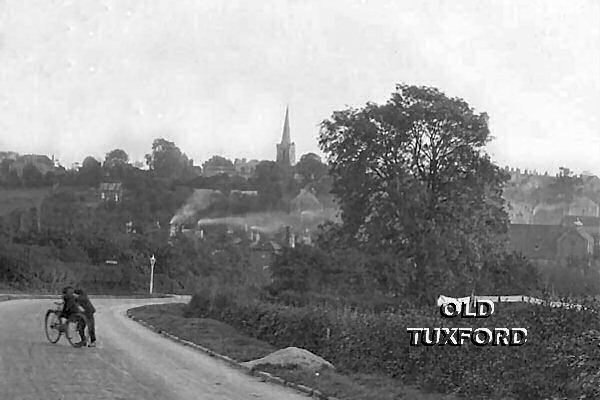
[276,105,295,166]
[281,106,291,145]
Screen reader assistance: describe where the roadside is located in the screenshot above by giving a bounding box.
[129,303,458,400]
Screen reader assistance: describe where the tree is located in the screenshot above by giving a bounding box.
[3,169,21,188]
[104,149,129,169]
[145,138,193,180]
[22,164,45,187]
[252,161,288,210]
[77,157,103,187]
[295,153,328,184]
[202,155,234,170]
[319,84,512,302]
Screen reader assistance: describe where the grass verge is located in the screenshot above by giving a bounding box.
[129,303,457,400]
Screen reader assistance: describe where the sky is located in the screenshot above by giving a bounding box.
[0,0,598,174]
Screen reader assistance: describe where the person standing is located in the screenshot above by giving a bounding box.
[74,288,97,347]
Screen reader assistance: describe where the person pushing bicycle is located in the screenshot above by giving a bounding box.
[59,286,96,347]
[74,288,97,347]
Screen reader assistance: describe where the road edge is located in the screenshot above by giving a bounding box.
[126,308,341,400]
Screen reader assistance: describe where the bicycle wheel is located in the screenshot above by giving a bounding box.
[65,313,89,347]
[44,310,62,344]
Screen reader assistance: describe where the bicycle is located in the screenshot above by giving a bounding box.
[44,301,90,347]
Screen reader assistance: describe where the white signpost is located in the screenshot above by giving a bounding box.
[149,254,156,295]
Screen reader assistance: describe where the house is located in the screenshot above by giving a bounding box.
[291,188,323,213]
[9,154,55,177]
[508,223,596,266]
[202,165,237,177]
[556,227,594,265]
[99,182,123,202]
[567,196,599,217]
[508,224,565,263]
[234,158,259,178]
[560,215,600,237]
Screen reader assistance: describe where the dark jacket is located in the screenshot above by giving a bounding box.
[61,294,81,318]
[74,289,96,314]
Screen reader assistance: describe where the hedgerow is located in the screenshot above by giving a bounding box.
[186,290,600,399]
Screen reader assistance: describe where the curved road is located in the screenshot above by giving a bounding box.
[0,297,307,400]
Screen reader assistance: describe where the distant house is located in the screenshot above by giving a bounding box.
[556,228,594,264]
[99,182,123,202]
[0,151,19,162]
[202,165,237,177]
[506,201,534,224]
[291,188,323,213]
[568,196,599,217]
[234,158,259,178]
[9,154,55,177]
[508,224,565,263]
[560,215,600,237]
[508,223,595,266]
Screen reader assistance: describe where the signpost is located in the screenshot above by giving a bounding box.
[149,254,156,295]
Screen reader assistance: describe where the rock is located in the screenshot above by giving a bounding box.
[241,347,334,372]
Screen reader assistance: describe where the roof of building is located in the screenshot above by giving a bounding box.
[99,182,123,191]
[561,215,600,227]
[19,154,54,165]
[291,188,323,212]
[508,224,566,260]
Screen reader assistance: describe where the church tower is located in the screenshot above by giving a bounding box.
[276,106,296,166]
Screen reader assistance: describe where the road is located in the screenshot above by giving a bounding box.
[0,297,308,400]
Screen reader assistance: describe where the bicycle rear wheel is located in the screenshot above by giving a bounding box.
[66,313,89,347]
[44,310,62,344]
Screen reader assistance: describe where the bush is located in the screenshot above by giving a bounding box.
[186,289,600,399]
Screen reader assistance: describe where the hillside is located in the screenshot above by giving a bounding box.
[0,188,53,217]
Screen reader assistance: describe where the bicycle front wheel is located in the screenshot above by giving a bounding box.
[65,313,89,347]
[44,310,62,344]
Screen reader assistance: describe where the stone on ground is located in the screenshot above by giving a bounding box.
[241,347,334,372]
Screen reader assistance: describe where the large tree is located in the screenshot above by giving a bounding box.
[319,84,511,301]
[77,156,103,187]
[104,149,129,169]
[145,138,193,180]
[22,164,45,187]
[202,155,234,170]
[295,153,328,184]
[252,161,288,211]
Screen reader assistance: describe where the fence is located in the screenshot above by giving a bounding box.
[437,294,588,311]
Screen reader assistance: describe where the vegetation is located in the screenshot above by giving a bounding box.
[184,282,600,399]
[131,302,456,400]
[2,82,599,399]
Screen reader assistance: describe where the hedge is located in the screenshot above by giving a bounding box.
[186,290,600,399]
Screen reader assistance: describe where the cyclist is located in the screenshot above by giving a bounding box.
[74,288,97,347]
[59,286,87,347]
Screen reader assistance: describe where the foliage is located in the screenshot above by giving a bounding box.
[76,156,103,187]
[21,164,44,187]
[318,84,512,303]
[104,148,129,168]
[251,161,290,210]
[186,289,600,399]
[145,138,196,181]
[538,260,600,297]
[295,153,328,184]
[202,155,234,169]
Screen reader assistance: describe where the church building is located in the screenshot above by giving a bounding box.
[276,106,296,167]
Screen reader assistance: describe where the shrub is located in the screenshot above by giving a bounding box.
[186,290,600,399]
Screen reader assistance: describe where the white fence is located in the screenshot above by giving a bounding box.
[437,294,587,311]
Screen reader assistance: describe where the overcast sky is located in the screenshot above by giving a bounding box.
[0,0,598,174]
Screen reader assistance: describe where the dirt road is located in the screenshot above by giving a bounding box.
[0,297,308,400]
